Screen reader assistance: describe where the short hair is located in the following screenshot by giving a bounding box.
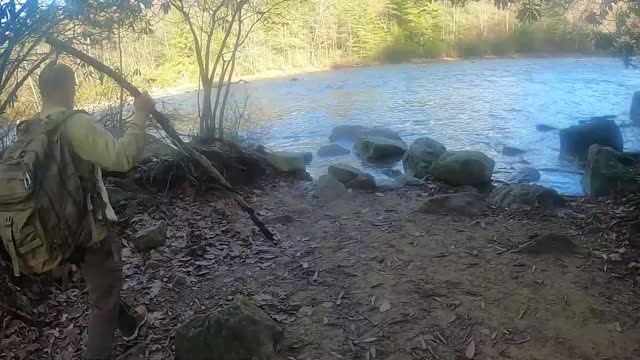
[38,62,76,99]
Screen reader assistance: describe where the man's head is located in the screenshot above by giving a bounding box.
[38,62,76,109]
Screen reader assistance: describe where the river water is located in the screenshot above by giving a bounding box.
[164,57,640,195]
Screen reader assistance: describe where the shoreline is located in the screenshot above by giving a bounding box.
[150,52,614,99]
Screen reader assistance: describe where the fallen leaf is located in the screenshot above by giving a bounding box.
[379,298,391,313]
[465,339,476,359]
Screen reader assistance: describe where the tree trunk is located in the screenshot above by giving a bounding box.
[200,80,215,138]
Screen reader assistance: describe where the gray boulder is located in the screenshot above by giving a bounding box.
[631,91,640,124]
[502,146,526,156]
[509,167,541,183]
[329,125,366,142]
[361,127,402,141]
[328,164,376,190]
[402,137,446,178]
[430,151,495,186]
[175,296,283,360]
[316,174,348,202]
[354,136,408,163]
[266,151,307,173]
[317,144,350,157]
[418,192,485,217]
[559,119,623,159]
[536,124,557,132]
[134,221,167,251]
[583,145,639,197]
[489,184,563,210]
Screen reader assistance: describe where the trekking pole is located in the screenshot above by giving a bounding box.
[45,36,278,244]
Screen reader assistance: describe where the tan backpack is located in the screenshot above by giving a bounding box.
[0,110,95,276]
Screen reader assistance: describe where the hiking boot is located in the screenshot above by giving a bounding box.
[119,300,148,342]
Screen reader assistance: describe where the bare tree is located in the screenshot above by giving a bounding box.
[168,0,286,140]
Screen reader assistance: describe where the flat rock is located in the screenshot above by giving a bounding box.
[418,192,485,217]
[489,184,563,209]
[502,146,526,156]
[317,144,350,157]
[512,233,575,254]
[266,151,307,173]
[536,124,557,132]
[175,296,283,360]
[355,136,408,164]
[329,125,366,142]
[316,174,348,202]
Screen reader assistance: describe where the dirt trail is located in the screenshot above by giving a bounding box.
[3,180,640,360]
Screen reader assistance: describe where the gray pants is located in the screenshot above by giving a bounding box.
[81,234,131,360]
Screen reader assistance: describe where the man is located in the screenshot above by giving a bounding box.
[38,62,154,360]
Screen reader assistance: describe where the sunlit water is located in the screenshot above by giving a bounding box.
[164,57,640,195]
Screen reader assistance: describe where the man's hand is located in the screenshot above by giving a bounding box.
[134,91,155,114]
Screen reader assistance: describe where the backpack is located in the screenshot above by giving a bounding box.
[0,110,95,276]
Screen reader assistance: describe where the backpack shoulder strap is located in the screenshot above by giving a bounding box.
[44,110,90,131]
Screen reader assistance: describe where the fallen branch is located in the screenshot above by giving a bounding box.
[45,36,277,244]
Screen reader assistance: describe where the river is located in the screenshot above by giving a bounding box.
[164,57,640,195]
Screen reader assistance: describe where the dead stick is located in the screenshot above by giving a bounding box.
[45,36,277,243]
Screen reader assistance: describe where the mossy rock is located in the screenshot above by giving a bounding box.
[175,296,283,360]
[402,137,446,178]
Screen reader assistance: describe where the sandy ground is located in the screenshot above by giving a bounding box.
[2,179,640,360]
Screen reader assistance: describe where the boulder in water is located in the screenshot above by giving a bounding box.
[488,184,563,210]
[317,144,350,157]
[328,164,376,190]
[430,151,495,186]
[329,125,366,142]
[509,167,541,183]
[418,192,485,217]
[536,124,557,132]
[559,119,623,159]
[631,91,640,124]
[175,296,283,360]
[583,145,639,197]
[502,146,526,156]
[402,137,446,178]
[354,136,407,163]
[316,174,348,202]
[361,127,402,141]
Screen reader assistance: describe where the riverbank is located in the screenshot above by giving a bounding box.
[3,175,639,360]
[148,52,614,101]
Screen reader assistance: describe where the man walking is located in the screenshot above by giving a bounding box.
[38,62,154,359]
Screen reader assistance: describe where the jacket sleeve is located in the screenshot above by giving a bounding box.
[64,112,148,172]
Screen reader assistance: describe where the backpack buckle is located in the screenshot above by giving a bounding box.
[23,171,32,191]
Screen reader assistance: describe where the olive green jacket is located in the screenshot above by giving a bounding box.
[39,103,147,244]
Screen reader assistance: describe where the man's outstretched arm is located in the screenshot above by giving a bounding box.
[64,93,155,172]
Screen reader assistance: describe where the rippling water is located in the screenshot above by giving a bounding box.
[165,57,640,195]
